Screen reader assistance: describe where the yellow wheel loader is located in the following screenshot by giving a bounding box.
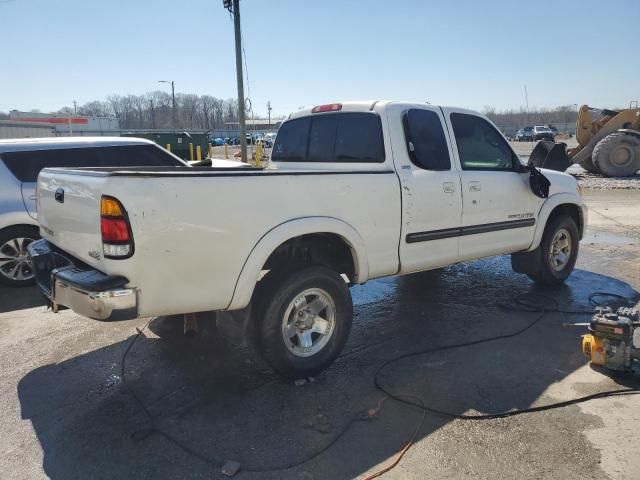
[530,104,640,177]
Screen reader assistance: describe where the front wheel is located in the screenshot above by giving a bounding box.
[255,266,353,379]
[527,215,579,286]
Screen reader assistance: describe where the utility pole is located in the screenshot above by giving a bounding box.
[158,80,176,130]
[170,81,176,130]
[524,84,529,112]
[73,100,77,114]
[225,0,247,162]
[267,101,272,126]
[149,99,156,129]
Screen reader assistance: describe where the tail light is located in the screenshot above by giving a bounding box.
[100,196,134,259]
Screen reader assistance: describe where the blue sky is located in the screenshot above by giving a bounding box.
[1,0,638,116]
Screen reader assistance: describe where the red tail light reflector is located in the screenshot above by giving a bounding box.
[312,103,342,113]
[101,218,130,243]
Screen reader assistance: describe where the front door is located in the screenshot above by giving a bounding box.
[442,109,540,261]
[388,104,462,273]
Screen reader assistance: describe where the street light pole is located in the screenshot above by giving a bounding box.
[267,101,272,127]
[229,0,247,163]
[158,80,176,130]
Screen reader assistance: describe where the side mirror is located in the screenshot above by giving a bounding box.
[515,163,529,173]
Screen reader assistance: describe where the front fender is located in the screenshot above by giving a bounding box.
[227,216,369,310]
[527,193,586,251]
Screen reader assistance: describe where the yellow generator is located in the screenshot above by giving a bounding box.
[583,306,640,374]
[530,105,640,177]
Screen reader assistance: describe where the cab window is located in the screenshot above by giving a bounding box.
[272,112,385,163]
[402,109,451,170]
[450,113,519,171]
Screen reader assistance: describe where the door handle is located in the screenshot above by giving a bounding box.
[468,181,481,192]
[442,182,455,193]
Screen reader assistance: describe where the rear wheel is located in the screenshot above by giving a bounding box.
[593,132,640,177]
[255,266,353,379]
[0,225,40,287]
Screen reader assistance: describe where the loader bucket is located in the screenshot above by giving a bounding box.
[528,141,571,172]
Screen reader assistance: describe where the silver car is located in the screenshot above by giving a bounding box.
[0,137,187,287]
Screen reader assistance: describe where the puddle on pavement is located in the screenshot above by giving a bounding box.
[350,277,397,306]
[582,231,636,245]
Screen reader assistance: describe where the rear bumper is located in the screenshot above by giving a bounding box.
[27,239,138,321]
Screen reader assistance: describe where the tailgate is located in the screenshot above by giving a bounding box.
[37,169,106,269]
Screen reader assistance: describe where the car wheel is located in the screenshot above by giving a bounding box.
[255,266,353,379]
[0,225,40,287]
[526,215,579,286]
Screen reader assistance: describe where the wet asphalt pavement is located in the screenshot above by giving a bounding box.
[2,190,640,480]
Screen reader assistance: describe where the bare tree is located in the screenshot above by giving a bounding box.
[79,101,110,117]
[107,95,123,123]
[200,95,216,129]
[28,91,266,130]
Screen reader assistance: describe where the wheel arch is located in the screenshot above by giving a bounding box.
[0,223,40,237]
[528,194,585,251]
[227,217,368,310]
[617,128,640,140]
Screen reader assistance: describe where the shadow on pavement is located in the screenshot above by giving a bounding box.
[17,256,640,479]
[0,285,46,314]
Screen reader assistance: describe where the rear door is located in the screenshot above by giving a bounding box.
[388,104,462,273]
[442,109,540,261]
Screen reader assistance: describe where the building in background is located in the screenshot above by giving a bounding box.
[5,110,119,138]
[0,120,55,139]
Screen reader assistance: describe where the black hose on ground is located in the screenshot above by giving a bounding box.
[120,291,640,475]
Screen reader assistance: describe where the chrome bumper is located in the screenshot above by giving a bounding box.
[27,240,138,321]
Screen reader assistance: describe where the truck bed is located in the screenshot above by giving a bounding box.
[36,165,401,317]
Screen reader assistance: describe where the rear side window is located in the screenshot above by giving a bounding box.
[1,144,184,182]
[272,112,385,163]
[402,109,451,170]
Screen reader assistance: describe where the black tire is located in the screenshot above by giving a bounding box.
[255,266,353,379]
[593,132,640,177]
[527,215,579,286]
[0,225,40,287]
[580,155,601,174]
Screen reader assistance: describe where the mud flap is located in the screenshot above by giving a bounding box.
[216,305,253,346]
[529,140,571,172]
[511,247,542,276]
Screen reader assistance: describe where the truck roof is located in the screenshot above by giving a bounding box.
[287,101,477,120]
[0,136,155,154]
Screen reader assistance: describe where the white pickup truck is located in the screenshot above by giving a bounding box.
[29,101,587,378]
